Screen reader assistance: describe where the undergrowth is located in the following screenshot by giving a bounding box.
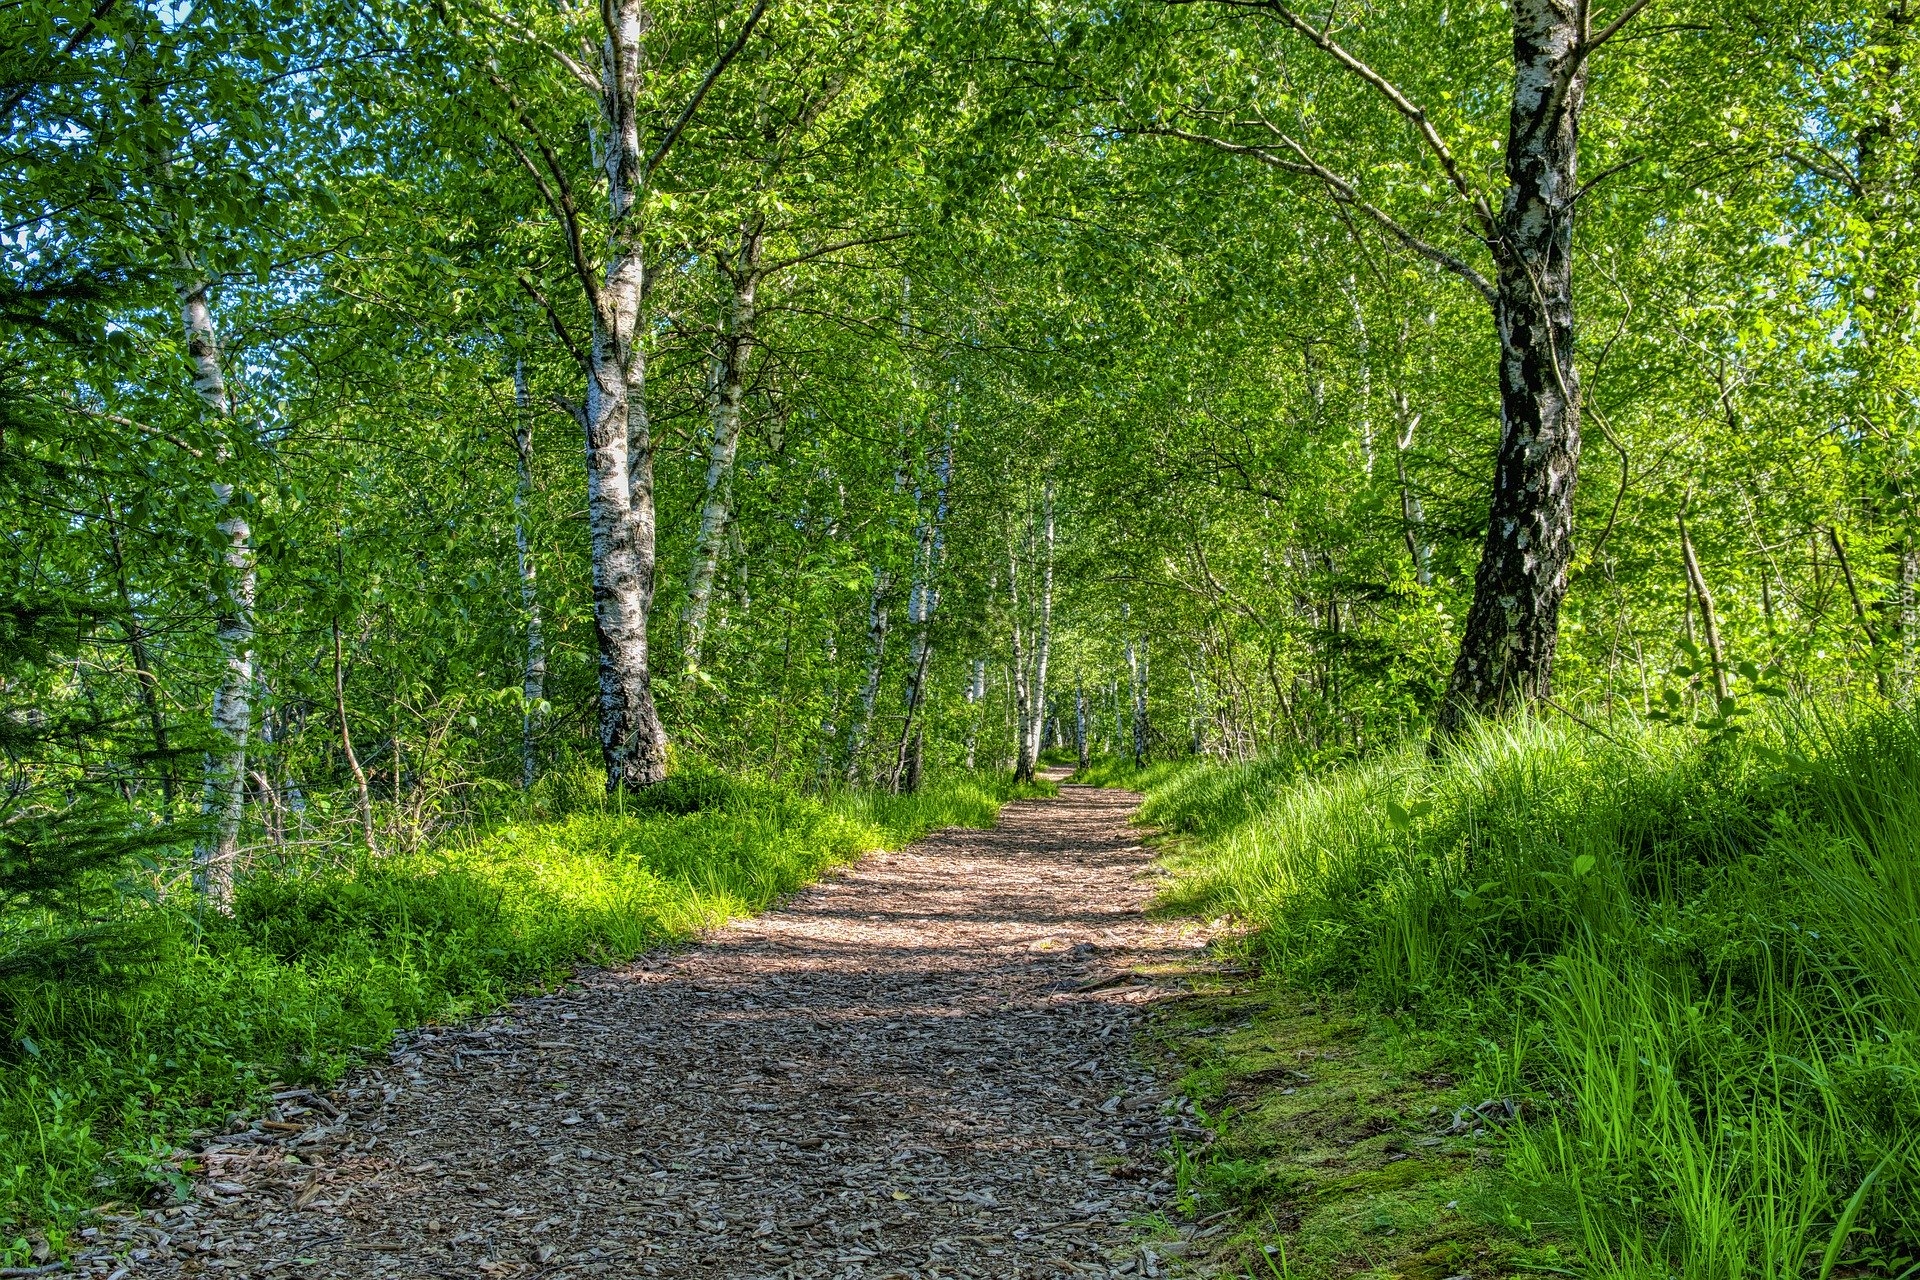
[1095,706,1920,1280]
[0,768,1042,1237]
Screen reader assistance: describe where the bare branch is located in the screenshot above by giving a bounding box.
[516,273,587,368]
[1782,146,1860,194]
[1173,0,1494,235]
[1586,0,1657,52]
[1573,153,1643,202]
[762,230,912,277]
[645,0,770,184]
[54,402,204,456]
[1148,125,1498,306]
[498,12,603,94]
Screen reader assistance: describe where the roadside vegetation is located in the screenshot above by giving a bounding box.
[1091,704,1920,1279]
[0,768,1043,1233]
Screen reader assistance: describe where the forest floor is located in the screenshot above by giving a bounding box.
[103,773,1232,1280]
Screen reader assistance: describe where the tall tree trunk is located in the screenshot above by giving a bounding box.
[582,0,668,792]
[179,275,253,907]
[844,437,912,784]
[891,437,953,792]
[1074,679,1089,770]
[1678,511,1730,701]
[332,617,374,850]
[1020,481,1056,776]
[683,224,764,675]
[1125,606,1149,766]
[963,657,985,770]
[1010,539,1034,784]
[1392,391,1434,586]
[1434,3,1586,735]
[844,569,891,785]
[512,358,546,789]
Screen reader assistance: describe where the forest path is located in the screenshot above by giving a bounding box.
[131,774,1220,1280]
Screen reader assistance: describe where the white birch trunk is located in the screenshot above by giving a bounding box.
[180,276,252,908]
[512,358,546,788]
[1074,680,1089,770]
[683,225,764,675]
[1021,481,1055,775]
[1393,391,1434,586]
[844,569,891,785]
[582,0,667,791]
[890,436,953,791]
[1009,535,1035,783]
[963,656,986,770]
[1125,634,1139,765]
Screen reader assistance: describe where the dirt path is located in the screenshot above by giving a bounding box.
[119,777,1219,1280]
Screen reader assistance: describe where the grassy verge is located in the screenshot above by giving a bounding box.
[0,768,1047,1246]
[1093,707,1920,1280]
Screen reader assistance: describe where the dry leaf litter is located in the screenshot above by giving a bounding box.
[94,776,1220,1280]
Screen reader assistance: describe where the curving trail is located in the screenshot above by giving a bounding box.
[125,776,1218,1280]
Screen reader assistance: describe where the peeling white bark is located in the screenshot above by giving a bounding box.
[180,275,252,908]
[581,0,667,791]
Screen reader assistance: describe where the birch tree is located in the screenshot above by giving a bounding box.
[177,271,254,906]
[471,0,769,790]
[512,356,547,788]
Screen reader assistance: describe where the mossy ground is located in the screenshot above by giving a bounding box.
[1133,843,1574,1279]
[1141,972,1585,1280]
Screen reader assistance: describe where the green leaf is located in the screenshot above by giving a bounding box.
[1571,854,1595,878]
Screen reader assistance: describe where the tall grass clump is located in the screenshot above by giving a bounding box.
[0,768,1031,1235]
[1127,707,1920,1279]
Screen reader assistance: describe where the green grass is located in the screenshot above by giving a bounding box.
[1098,707,1920,1280]
[0,768,1043,1243]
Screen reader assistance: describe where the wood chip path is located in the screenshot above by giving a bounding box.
[111,775,1219,1280]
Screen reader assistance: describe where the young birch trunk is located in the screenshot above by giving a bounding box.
[103,491,173,803]
[683,225,764,675]
[890,439,953,792]
[512,358,547,789]
[844,574,890,785]
[963,657,986,770]
[583,0,668,791]
[1435,3,1586,735]
[1074,680,1089,770]
[179,277,253,907]
[1128,630,1149,766]
[1018,482,1056,777]
[332,617,374,849]
[1678,512,1730,701]
[844,437,912,784]
[1010,539,1035,784]
[1392,390,1434,586]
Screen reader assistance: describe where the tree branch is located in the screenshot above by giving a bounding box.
[516,272,587,368]
[763,230,912,277]
[1148,124,1497,306]
[1173,0,1494,236]
[53,402,203,456]
[1586,0,1657,52]
[644,0,770,184]
[498,12,603,94]
[497,130,606,329]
